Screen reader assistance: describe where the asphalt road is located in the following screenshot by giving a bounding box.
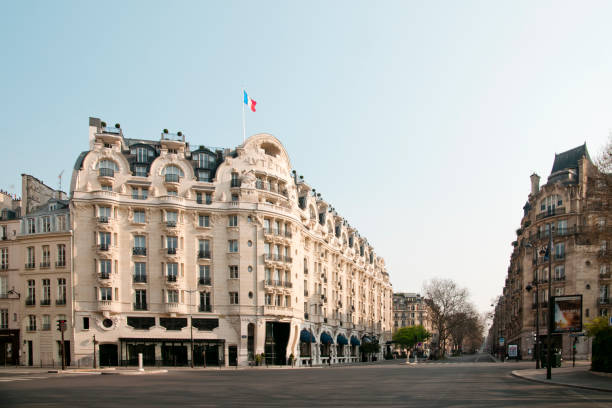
[2,354,611,407]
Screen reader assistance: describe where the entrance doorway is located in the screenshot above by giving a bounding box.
[162,343,188,366]
[127,344,155,366]
[265,322,290,365]
[228,345,238,366]
[56,340,71,366]
[99,343,118,366]
[28,341,33,366]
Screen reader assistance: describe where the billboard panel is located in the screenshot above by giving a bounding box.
[553,295,582,333]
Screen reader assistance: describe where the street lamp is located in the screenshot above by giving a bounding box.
[525,241,540,370]
[185,289,198,368]
[541,225,554,380]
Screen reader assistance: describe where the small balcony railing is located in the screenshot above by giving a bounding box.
[40,299,51,306]
[133,247,147,256]
[165,174,180,183]
[98,216,109,223]
[199,277,212,285]
[553,275,566,282]
[56,299,66,305]
[99,273,111,279]
[98,243,109,251]
[600,272,611,279]
[56,261,66,267]
[284,256,293,263]
[133,302,148,311]
[133,275,147,283]
[0,264,7,271]
[99,168,115,178]
[25,262,36,269]
[132,194,148,200]
[199,304,212,312]
[198,250,211,259]
[166,220,177,228]
[42,323,51,331]
[284,230,292,238]
[166,275,177,282]
[25,297,35,306]
[599,298,610,305]
[283,281,293,288]
[167,247,177,255]
[230,179,241,188]
[40,261,50,268]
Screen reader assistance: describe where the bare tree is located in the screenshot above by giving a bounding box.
[595,133,612,173]
[423,278,470,358]
[447,306,481,354]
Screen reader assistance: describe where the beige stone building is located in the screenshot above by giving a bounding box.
[392,292,433,355]
[492,144,611,360]
[0,176,72,366]
[68,117,393,367]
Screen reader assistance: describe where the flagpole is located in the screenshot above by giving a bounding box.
[242,89,246,144]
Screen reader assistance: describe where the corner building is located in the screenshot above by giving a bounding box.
[495,144,611,360]
[70,118,393,367]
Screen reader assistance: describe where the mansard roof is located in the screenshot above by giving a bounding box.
[550,143,591,174]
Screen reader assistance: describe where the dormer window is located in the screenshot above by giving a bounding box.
[197,169,210,182]
[49,203,57,211]
[194,152,216,169]
[134,165,148,177]
[131,146,155,163]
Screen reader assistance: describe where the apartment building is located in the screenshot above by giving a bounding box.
[492,144,611,360]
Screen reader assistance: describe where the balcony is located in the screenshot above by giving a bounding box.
[133,247,147,256]
[56,261,66,268]
[198,250,211,259]
[600,272,611,280]
[166,275,178,283]
[98,300,120,313]
[56,299,66,306]
[165,302,187,314]
[133,302,148,311]
[40,261,50,268]
[284,256,293,263]
[98,243,110,251]
[599,298,610,305]
[133,275,147,283]
[98,216,110,224]
[25,297,35,306]
[553,276,566,282]
[199,304,212,312]
[230,179,241,188]
[198,277,212,285]
[40,299,51,306]
[166,220,177,228]
[264,305,294,317]
[25,262,36,270]
[167,247,177,255]
[99,272,111,280]
[283,281,293,288]
[99,168,115,178]
[132,194,148,200]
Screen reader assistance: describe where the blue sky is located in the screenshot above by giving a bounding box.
[1,1,611,313]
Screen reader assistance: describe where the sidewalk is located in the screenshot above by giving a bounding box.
[512,363,612,393]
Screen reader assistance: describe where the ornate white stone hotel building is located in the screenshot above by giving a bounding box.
[65,117,393,367]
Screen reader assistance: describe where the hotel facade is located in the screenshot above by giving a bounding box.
[63,117,393,367]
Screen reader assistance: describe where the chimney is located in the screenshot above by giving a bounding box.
[530,173,540,196]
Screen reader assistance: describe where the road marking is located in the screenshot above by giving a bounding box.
[0,376,50,382]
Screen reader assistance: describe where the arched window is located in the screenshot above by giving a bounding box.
[97,160,118,177]
[163,165,184,183]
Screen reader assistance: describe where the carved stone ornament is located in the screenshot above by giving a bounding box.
[85,182,92,192]
[120,184,127,194]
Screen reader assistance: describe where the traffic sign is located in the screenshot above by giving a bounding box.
[499,337,505,346]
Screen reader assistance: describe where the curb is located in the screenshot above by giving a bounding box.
[101,369,168,376]
[511,370,612,393]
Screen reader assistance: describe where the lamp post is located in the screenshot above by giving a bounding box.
[525,242,540,369]
[543,225,554,380]
[185,289,197,368]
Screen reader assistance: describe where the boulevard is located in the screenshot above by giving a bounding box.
[2,354,611,407]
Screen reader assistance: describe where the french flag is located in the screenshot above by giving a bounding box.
[243,90,257,112]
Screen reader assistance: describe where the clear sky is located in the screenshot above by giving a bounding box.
[1,1,611,314]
